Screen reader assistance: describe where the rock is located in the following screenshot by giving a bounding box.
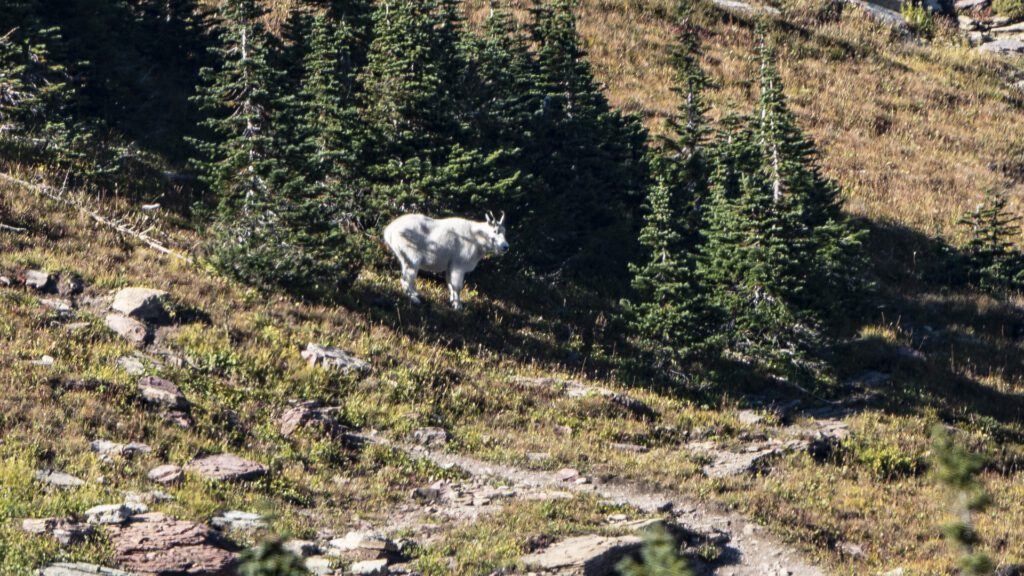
[279,401,346,438]
[163,410,192,429]
[996,566,1024,576]
[839,0,907,27]
[107,512,236,575]
[300,343,371,374]
[186,453,267,482]
[609,442,648,454]
[691,441,805,478]
[304,557,333,576]
[40,298,73,313]
[38,563,133,576]
[210,510,265,531]
[411,427,448,446]
[329,531,399,554]
[25,270,52,291]
[148,464,184,485]
[521,534,643,574]
[839,541,866,558]
[555,468,582,482]
[34,469,85,489]
[708,0,781,15]
[117,356,146,376]
[58,274,84,297]
[0,275,11,287]
[22,517,94,546]
[91,440,151,459]
[84,504,134,525]
[879,570,905,576]
[992,22,1024,38]
[737,409,765,426]
[955,0,989,9]
[31,355,55,367]
[978,39,1024,54]
[283,540,322,558]
[351,559,389,575]
[512,377,655,418]
[138,376,188,409]
[105,314,150,346]
[111,287,168,321]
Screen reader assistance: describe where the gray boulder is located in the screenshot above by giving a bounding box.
[111,287,168,321]
[34,469,85,489]
[186,453,267,482]
[521,534,643,574]
[25,270,52,291]
[138,376,188,409]
[105,314,150,346]
[300,343,371,374]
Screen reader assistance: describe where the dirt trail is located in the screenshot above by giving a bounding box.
[357,432,825,576]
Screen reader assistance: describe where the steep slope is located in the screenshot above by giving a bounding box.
[2,1,1024,575]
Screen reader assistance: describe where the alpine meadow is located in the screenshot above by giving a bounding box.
[1,0,1024,575]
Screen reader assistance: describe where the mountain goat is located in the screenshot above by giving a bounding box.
[383,212,508,310]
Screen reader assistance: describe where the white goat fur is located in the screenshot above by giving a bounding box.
[383,213,508,309]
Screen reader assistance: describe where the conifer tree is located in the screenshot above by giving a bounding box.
[0,1,76,165]
[616,524,694,576]
[932,425,995,576]
[190,0,354,295]
[360,0,521,218]
[524,0,647,277]
[238,537,309,575]
[957,189,1023,292]
[622,17,718,363]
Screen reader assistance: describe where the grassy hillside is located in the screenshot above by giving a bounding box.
[2,0,1024,575]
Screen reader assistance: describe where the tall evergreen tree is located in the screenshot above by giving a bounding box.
[190,0,356,295]
[0,1,78,169]
[699,28,865,374]
[360,0,520,220]
[622,17,718,364]
[523,0,647,280]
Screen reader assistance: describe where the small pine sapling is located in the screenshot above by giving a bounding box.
[932,425,995,576]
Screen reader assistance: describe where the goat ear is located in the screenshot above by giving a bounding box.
[498,211,506,226]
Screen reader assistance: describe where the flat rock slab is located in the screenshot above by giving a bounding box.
[690,440,807,478]
[351,559,389,575]
[148,465,184,485]
[38,563,134,576]
[186,453,267,482]
[210,510,265,531]
[978,38,1024,53]
[301,343,371,374]
[111,287,169,321]
[34,469,85,489]
[138,376,188,409]
[22,517,93,546]
[410,427,448,446]
[105,314,150,346]
[709,0,781,15]
[107,513,235,575]
[522,534,642,575]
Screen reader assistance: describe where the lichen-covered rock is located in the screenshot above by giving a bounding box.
[210,510,264,531]
[185,453,266,482]
[410,427,448,447]
[106,512,236,575]
[300,343,371,374]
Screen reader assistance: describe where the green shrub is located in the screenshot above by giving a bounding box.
[993,0,1024,19]
[616,524,694,576]
[901,1,936,39]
